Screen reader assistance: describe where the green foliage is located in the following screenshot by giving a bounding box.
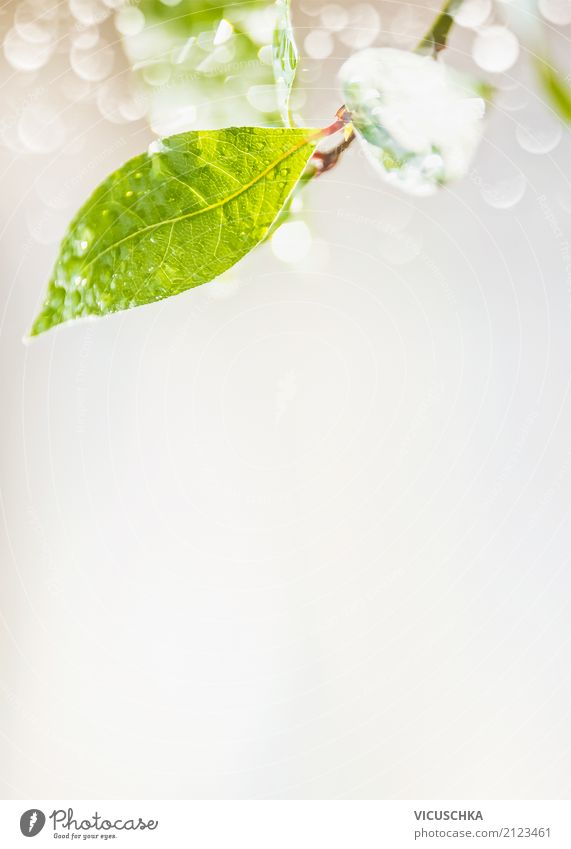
[122,0,281,132]
[273,0,299,125]
[28,0,571,337]
[535,57,571,123]
[31,127,318,335]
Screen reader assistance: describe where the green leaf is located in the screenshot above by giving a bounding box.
[535,57,571,123]
[416,0,464,57]
[273,0,299,126]
[31,127,318,335]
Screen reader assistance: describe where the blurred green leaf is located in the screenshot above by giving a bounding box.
[31,127,318,335]
[122,0,281,133]
[273,0,299,125]
[535,57,571,123]
[416,0,464,57]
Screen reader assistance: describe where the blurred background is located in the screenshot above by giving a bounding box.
[1,0,571,799]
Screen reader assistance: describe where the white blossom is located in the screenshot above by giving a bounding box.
[340,47,487,196]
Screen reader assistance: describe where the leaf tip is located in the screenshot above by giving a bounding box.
[29,305,62,338]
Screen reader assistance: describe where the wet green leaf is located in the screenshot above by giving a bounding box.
[31,127,318,335]
[273,0,299,126]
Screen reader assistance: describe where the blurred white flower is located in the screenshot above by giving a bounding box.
[339,47,487,196]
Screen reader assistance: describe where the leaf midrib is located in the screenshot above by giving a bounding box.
[82,135,315,271]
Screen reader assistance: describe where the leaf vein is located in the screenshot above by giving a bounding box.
[82,137,312,271]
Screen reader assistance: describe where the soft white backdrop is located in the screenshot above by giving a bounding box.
[1,0,571,798]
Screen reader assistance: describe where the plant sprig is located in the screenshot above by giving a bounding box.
[29,0,569,336]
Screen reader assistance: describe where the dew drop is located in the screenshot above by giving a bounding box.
[79,240,89,254]
[73,230,93,256]
[148,139,166,155]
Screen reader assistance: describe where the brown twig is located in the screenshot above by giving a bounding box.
[311,106,355,177]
